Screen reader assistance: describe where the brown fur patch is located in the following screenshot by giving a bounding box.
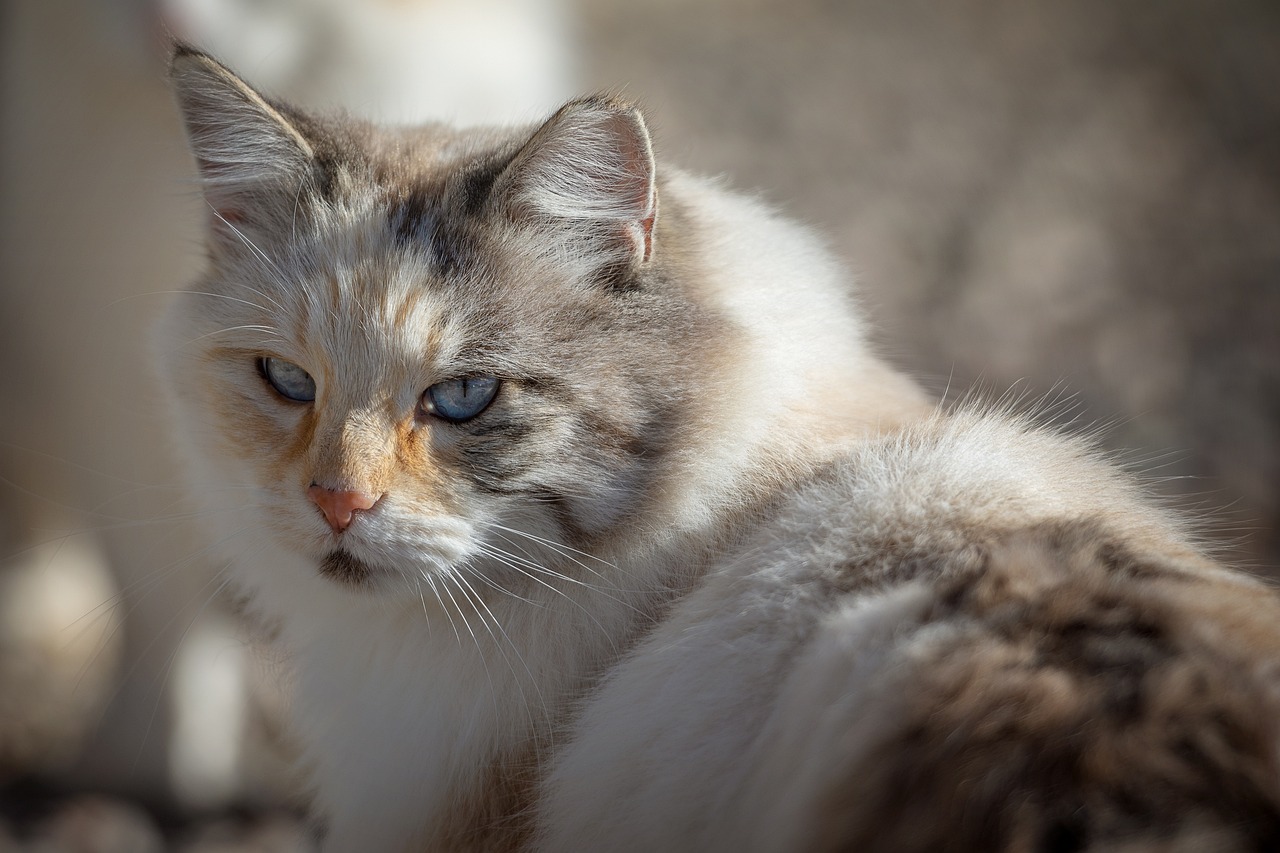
[814,524,1280,852]
[431,741,544,853]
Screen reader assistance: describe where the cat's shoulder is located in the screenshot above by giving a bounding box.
[539,408,1280,851]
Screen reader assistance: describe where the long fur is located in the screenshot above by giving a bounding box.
[160,48,1280,852]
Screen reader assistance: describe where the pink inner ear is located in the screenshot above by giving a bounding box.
[608,119,657,263]
[638,213,656,262]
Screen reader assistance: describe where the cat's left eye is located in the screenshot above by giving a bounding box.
[422,376,500,423]
[260,357,316,402]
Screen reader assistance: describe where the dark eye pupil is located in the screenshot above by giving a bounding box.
[426,376,499,422]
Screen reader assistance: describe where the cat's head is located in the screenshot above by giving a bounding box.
[160,47,726,598]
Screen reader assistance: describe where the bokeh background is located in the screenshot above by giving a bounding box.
[2,0,1277,848]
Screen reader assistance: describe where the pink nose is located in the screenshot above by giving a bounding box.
[307,484,380,533]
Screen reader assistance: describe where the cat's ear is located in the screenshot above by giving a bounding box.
[169,45,316,230]
[497,97,658,267]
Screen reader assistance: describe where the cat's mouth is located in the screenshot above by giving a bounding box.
[319,549,376,587]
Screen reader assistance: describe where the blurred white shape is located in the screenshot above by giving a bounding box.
[0,536,122,776]
[162,0,578,123]
[170,614,248,810]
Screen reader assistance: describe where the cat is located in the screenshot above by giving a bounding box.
[0,0,579,809]
[160,46,1280,851]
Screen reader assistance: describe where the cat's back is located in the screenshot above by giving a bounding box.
[538,411,1280,852]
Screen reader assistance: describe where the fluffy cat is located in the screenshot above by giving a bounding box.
[160,47,1280,851]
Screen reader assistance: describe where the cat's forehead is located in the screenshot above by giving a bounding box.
[286,226,480,377]
[297,123,523,282]
[272,211,539,387]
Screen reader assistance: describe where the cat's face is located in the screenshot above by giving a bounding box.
[162,48,718,597]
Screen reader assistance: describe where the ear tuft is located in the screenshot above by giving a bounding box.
[500,98,658,266]
[169,46,315,224]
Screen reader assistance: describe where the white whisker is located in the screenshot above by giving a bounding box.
[208,203,294,290]
[413,576,433,636]
[423,572,462,644]
[473,544,619,648]
[450,570,542,732]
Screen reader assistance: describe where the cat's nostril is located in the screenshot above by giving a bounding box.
[307,484,381,533]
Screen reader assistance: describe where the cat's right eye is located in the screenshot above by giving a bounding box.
[260,357,316,402]
[422,376,500,423]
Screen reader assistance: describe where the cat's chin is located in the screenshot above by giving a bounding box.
[311,543,468,595]
[318,549,377,588]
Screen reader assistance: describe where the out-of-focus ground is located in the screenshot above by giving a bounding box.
[1,0,1277,848]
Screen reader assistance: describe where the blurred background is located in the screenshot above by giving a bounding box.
[1,0,1277,848]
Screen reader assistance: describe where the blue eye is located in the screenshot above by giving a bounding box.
[260,357,316,402]
[423,376,500,423]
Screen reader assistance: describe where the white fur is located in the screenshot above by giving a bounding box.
[158,157,920,848]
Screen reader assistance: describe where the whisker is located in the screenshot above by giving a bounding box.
[434,573,507,729]
[437,574,479,647]
[486,522,628,574]
[208,204,294,291]
[450,571,539,732]
[476,541,646,614]
[473,545,619,649]
[112,289,277,315]
[483,522,634,589]
[413,577,433,636]
[423,572,462,644]
[180,324,284,349]
[458,561,544,608]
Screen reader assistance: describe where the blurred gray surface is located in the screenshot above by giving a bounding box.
[579,0,1280,570]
